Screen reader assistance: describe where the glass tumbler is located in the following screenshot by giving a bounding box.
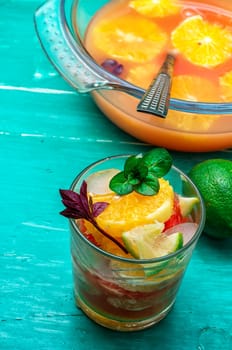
[69,155,205,331]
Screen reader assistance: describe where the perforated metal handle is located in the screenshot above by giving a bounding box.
[34,0,110,92]
[137,54,175,118]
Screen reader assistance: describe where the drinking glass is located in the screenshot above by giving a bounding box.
[69,155,205,331]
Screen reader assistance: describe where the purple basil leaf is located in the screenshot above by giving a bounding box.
[60,208,82,219]
[92,202,109,217]
[61,198,84,211]
[59,189,81,202]
[80,181,91,214]
[59,181,128,254]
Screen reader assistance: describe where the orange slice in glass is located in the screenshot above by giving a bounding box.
[171,15,232,67]
[92,14,168,63]
[92,178,174,238]
[129,0,181,18]
[167,75,220,131]
[219,70,232,101]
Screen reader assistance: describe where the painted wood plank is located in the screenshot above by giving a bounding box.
[0,1,232,349]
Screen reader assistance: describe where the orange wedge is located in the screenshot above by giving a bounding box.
[126,63,159,89]
[171,75,220,102]
[219,70,232,101]
[129,0,181,18]
[92,178,174,238]
[167,75,220,131]
[92,14,168,63]
[171,15,232,67]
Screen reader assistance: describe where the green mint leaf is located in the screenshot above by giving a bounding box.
[124,155,142,177]
[109,171,133,195]
[137,164,149,179]
[141,148,172,177]
[128,177,140,185]
[127,164,148,184]
[134,176,159,196]
[109,148,173,196]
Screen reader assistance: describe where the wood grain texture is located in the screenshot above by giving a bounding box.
[0,1,232,349]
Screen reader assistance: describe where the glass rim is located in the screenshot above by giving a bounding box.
[69,154,206,264]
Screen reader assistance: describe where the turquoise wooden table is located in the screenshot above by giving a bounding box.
[1,1,232,349]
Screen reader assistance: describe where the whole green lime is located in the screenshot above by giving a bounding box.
[188,158,232,239]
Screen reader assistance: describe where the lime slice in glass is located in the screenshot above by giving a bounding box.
[122,223,183,276]
[178,195,199,217]
[122,222,164,259]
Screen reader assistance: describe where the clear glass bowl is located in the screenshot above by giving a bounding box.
[34,0,232,152]
[68,155,205,331]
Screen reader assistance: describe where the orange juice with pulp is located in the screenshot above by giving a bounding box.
[83,0,232,151]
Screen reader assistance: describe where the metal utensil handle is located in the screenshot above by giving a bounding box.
[137,54,175,118]
[34,0,109,92]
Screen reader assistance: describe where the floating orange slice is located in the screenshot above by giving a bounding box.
[92,14,168,63]
[167,75,220,131]
[219,70,232,101]
[129,0,181,18]
[126,63,159,89]
[171,15,232,67]
[171,75,220,102]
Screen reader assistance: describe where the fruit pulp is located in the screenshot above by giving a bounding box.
[71,219,195,330]
[72,253,185,331]
[80,0,232,151]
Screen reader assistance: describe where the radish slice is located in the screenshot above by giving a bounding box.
[86,169,119,194]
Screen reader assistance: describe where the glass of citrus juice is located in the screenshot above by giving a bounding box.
[60,150,205,331]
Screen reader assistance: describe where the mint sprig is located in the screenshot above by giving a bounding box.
[109,148,172,196]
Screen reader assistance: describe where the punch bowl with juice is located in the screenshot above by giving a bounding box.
[81,0,232,151]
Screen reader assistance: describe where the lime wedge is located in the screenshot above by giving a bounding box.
[122,222,183,259]
[137,232,183,260]
[122,224,183,277]
[137,232,183,276]
[122,222,164,258]
[178,195,199,217]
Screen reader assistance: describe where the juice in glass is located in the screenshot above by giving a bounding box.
[80,0,232,151]
[60,150,205,331]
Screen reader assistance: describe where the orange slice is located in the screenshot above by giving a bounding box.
[129,0,181,18]
[92,178,174,238]
[171,15,232,67]
[92,14,168,63]
[167,75,220,131]
[171,75,220,102]
[219,70,232,101]
[126,63,159,89]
